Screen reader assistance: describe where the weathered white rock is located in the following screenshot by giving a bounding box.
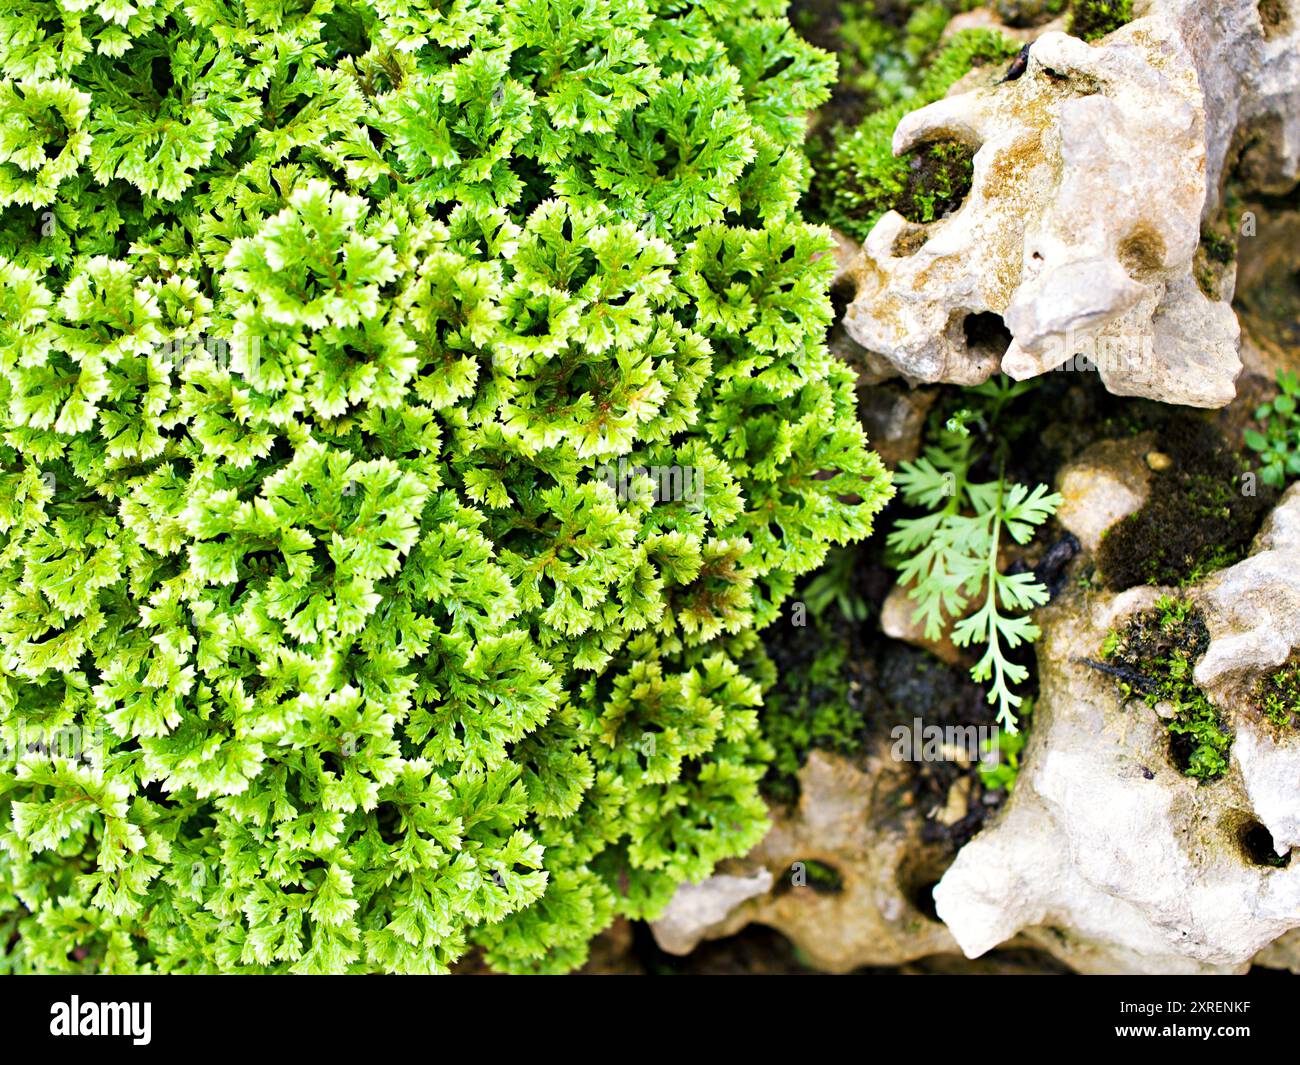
[933,487,1300,974]
[1195,484,1300,705]
[1232,721,1300,856]
[1157,0,1300,210]
[843,0,1300,406]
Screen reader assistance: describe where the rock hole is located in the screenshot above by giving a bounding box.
[774,859,844,896]
[897,852,950,923]
[1166,729,1200,776]
[1119,227,1167,281]
[908,879,942,922]
[829,275,856,319]
[802,859,844,895]
[892,226,930,258]
[961,312,1013,360]
[1237,818,1292,868]
[1259,0,1291,38]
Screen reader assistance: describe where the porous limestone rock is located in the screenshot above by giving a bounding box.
[650,749,961,970]
[842,0,1300,406]
[1161,0,1300,210]
[933,486,1300,974]
[1195,485,1300,706]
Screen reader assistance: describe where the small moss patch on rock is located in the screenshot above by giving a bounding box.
[1251,654,1300,729]
[772,856,848,896]
[1100,597,1232,781]
[1201,228,1238,266]
[1096,415,1271,590]
[1068,0,1135,41]
[760,610,872,804]
[900,139,978,224]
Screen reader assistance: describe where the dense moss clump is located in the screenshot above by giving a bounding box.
[759,604,871,803]
[1068,0,1134,41]
[0,0,894,974]
[1101,598,1233,781]
[811,27,1018,241]
[1096,416,1270,590]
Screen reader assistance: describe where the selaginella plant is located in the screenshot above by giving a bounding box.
[0,0,892,973]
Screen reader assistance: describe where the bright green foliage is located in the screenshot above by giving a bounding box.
[888,388,1061,732]
[1246,370,1300,490]
[799,1,975,116]
[0,0,892,974]
[811,27,1019,241]
[1101,598,1233,781]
